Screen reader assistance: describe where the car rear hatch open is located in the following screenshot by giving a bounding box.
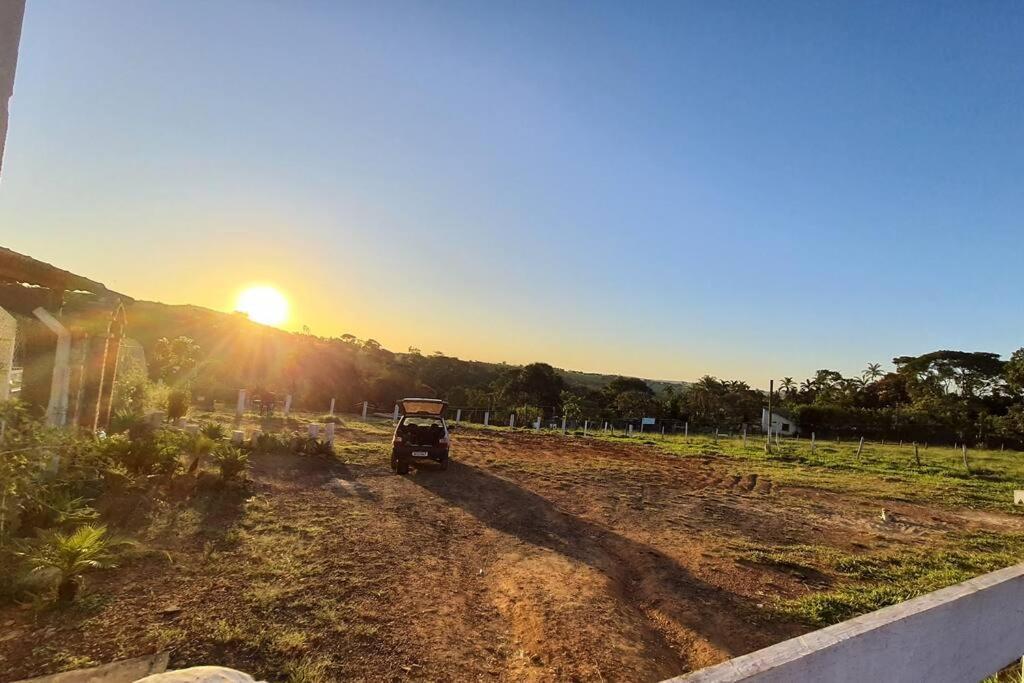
[399,398,447,417]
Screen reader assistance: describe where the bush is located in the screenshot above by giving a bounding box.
[253,432,286,453]
[167,389,190,421]
[96,430,184,476]
[212,445,249,481]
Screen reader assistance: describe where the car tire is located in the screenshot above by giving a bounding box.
[396,460,410,475]
[439,455,449,471]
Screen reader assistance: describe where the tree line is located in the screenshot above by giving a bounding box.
[124,301,1024,446]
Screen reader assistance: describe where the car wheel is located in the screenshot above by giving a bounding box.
[439,456,449,471]
[396,460,410,475]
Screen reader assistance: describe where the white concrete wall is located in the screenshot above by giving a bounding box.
[666,562,1024,683]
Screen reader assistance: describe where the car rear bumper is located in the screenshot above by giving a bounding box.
[392,446,449,461]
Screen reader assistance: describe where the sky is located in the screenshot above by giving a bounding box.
[2,1,1022,386]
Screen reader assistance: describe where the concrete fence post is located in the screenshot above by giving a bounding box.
[561,415,567,434]
[361,401,368,420]
[628,424,633,436]
[509,413,515,429]
[684,421,688,438]
[484,411,490,427]
[283,394,292,418]
[534,416,541,430]
[455,408,461,423]
[811,431,816,454]
[743,424,747,447]
[33,307,71,428]
[325,422,335,445]
[393,404,399,423]
[308,423,320,439]
[231,430,244,445]
[235,389,246,421]
[583,420,588,436]
[329,398,335,415]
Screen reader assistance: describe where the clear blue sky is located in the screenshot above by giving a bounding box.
[2,1,1022,386]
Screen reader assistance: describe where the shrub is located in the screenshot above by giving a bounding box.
[253,432,286,453]
[19,524,134,603]
[167,389,190,421]
[200,423,227,441]
[212,445,249,481]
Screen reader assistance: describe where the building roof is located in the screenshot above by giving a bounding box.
[0,246,128,299]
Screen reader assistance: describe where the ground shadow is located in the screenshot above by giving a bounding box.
[407,460,802,663]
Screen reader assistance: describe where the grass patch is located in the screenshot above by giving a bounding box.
[739,533,1024,626]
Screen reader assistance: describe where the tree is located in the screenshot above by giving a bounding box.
[1005,348,1024,393]
[779,377,796,396]
[152,336,200,386]
[615,390,658,418]
[863,363,883,383]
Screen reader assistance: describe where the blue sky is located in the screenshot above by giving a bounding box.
[2,1,1022,386]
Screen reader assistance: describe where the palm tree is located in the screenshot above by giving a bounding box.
[779,377,796,396]
[21,525,134,603]
[863,363,884,383]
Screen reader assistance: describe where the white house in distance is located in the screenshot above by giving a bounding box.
[762,408,799,436]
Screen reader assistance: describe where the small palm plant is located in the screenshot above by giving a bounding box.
[212,445,249,481]
[200,422,227,441]
[20,524,134,603]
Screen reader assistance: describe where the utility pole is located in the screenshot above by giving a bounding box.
[765,379,773,455]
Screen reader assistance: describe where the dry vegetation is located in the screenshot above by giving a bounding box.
[3,415,1024,682]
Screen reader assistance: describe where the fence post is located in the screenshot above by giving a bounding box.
[283,394,292,418]
[684,421,688,438]
[914,442,921,467]
[628,424,633,437]
[743,424,747,447]
[329,398,335,416]
[325,422,335,445]
[962,443,970,473]
[811,431,816,454]
[361,401,368,420]
[308,423,319,438]
[484,411,489,427]
[509,413,515,429]
[534,416,541,430]
[561,415,567,434]
[455,408,462,423]
[393,404,399,423]
[856,436,865,460]
[236,389,246,422]
[714,428,719,443]
[584,420,588,436]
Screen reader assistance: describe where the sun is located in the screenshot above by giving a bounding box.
[235,285,289,326]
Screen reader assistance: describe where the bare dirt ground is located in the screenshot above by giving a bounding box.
[3,427,1023,682]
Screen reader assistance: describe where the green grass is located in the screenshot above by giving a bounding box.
[578,430,1024,511]
[736,533,1024,626]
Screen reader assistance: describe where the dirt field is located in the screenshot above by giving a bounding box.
[3,424,1024,682]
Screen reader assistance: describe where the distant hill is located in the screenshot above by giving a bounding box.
[119,298,687,410]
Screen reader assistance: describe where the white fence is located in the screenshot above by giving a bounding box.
[667,562,1024,683]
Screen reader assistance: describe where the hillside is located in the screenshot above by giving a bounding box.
[121,298,683,412]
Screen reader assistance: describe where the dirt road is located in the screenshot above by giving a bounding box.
[3,427,1021,681]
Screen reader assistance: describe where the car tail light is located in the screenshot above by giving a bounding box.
[439,435,450,446]
[394,435,403,444]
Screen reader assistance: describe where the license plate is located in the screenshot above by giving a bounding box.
[412,451,429,457]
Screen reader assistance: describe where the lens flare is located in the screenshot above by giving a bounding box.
[235,285,289,326]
